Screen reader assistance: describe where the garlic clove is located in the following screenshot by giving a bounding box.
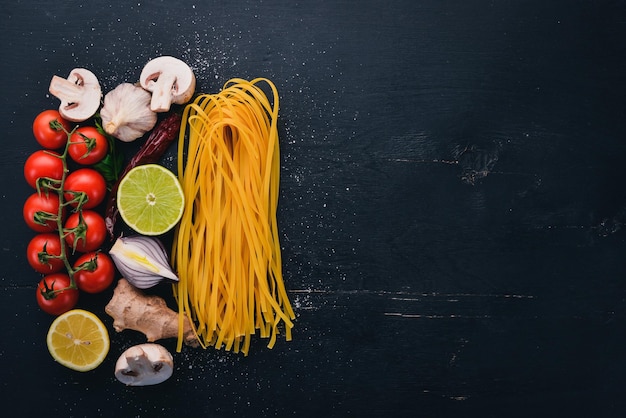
[100,83,158,142]
[109,235,178,289]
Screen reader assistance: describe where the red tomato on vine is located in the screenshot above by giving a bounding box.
[32,110,71,149]
[64,210,107,252]
[73,252,115,293]
[68,126,108,165]
[23,192,64,232]
[26,233,65,274]
[36,273,78,316]
[23,150,64,189]
[63,168,107,209]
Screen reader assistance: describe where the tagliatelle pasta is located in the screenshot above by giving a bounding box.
[172,78,294,355]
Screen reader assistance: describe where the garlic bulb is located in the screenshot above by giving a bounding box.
[109,235,178,289]
[100,83,158,142]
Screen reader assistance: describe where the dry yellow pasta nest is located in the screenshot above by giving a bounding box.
[172,78,295,355]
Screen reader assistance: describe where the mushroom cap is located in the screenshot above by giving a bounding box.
[49,68,102,122]
[114,343,174,386]
[139,56,196,112]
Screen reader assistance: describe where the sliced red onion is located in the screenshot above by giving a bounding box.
[109,235,178,289]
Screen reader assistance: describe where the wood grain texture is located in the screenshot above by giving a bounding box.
[1,0,626,417]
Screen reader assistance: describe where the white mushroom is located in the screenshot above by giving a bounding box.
[48,68,102,122]
[139,56,196,112]
[114,343,174,386]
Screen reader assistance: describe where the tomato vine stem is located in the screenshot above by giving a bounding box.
[38,122,84,296]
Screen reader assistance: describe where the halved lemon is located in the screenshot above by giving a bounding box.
[46,309,110,372]
[117,164,185,235]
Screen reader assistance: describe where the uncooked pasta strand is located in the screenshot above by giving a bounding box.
[173,78,294,355]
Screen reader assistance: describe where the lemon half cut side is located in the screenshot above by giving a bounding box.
[46,309,110,372]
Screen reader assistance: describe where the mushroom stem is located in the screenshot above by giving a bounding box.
[149,72,178,112]
[49,75,84,103]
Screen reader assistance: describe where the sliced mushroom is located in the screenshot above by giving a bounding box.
[139,56,196,112]
[49,68,102,122]
[114,343,174,386]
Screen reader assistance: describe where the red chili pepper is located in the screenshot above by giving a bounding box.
[104,112,182,240]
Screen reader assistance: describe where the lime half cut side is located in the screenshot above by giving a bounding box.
[117,164,185,236]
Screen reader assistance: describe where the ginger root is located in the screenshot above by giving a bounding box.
[105,278,198,347]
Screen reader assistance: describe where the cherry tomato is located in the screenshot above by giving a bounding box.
[68,126,108,165]
[64,168,107,209]
[23,150,64,189]
[36,273,78,316]
[26,233,65,274]
[32,110,71,149]
[73,252,115,294]
[64,210,107,252]
[23,192,63,232]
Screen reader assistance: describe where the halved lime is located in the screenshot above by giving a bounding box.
[117,164,185,235]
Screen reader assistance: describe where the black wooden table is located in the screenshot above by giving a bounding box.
[2,1,625,417]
